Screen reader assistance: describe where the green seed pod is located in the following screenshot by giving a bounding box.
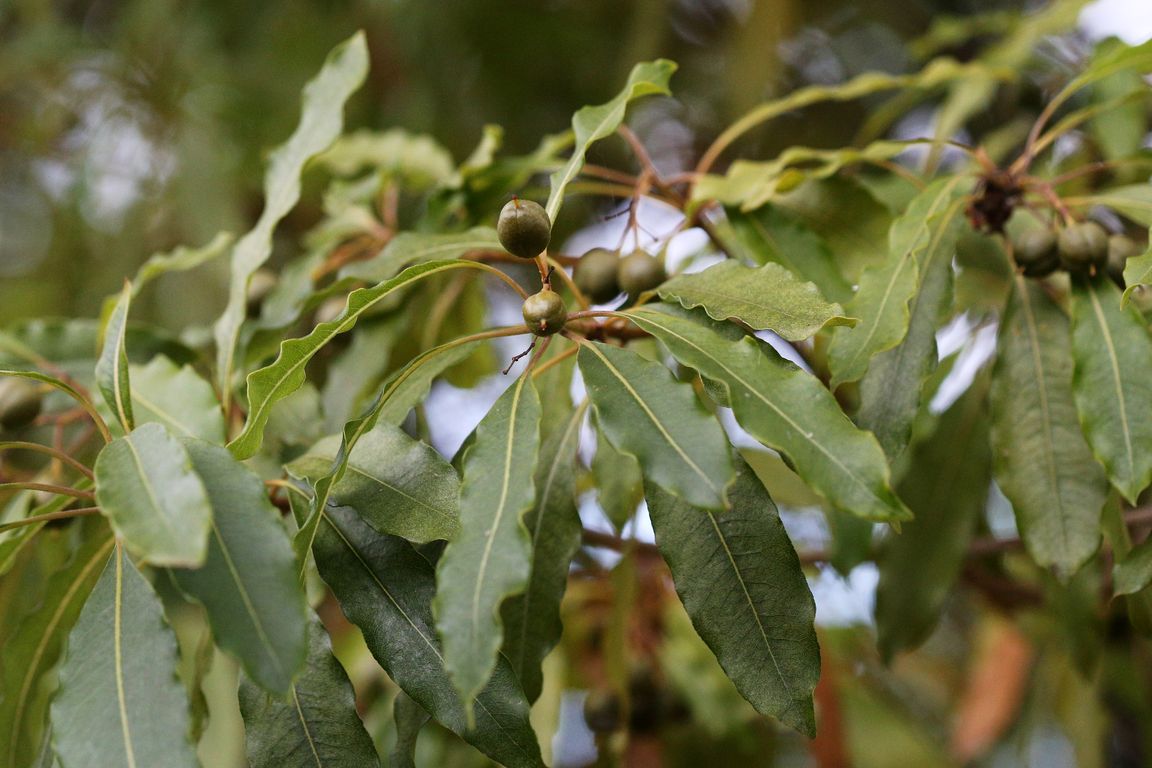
[522,289,567,336]
[497,199,551,259]
[1012,228,1060,278]
[617,250,666,298]
[1107,235,1143,286]
[573,248,621,304]
[0,378,43,431]
[1057,221,1109,274]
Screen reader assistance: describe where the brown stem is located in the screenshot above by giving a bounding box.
[0,441,94,479]
[0,506,100,534]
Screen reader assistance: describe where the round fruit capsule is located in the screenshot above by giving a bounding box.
[497,199,551,259]
[1107,235,1143,286]
[521,289,567,336]
[617,250,666,298]
[1012,228,1060,278]
[0,378,42,431]
[1057,221,1109,273]
[573,248,621,304]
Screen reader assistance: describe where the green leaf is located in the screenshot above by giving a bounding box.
[578,341,734,510]
[591,416,644,529]
[875,380,991,661]
[657,260,855,341]
[238,616,380,768]
[627,305,910,521]
[1115,537,1152,596]
[321,313,406,431]
[313,504,544,768]
[100,233,234,323]
[1121,231,1152,305]
[94,422,213,568]
[230,259,489,460]
[827,177,968,388]
[546,59,676,222]
[0,531,113,768]
[170,439,307,695]
[646,454,820,737]
[340,227,501,284]
[51,545,198,768]
[130,357,225,443]
[214,32,369,394]
[991,278,1107,576]
[500,402,585,703]
[390,693,429,768]
[433,375,541,717]
[1088,41,1148,162]
[288,422,460,544]
[95,282,134,433]
[1077,183,1152,227]
[319,127,454,185]
[1069,277,1152,504]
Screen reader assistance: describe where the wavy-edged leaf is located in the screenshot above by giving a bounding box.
[1121,231,1152,305]
[578,341,734,510]
[657,260,855,341]
[51,544,198,768]
[95,282,134,432]
[171,439,307,694]
[390,692,429,768]
[321,313,406,431]
[288,422,460,544]
[313,504,544,768]
[827,176,968,388]
[500,401,585,703]
[319,127,454,184]
[433,375,541,717]
[341,227,500,283]
[992,277,1107,576]
[130,357,225,443]
[1070,277,1152,504]
[546,59,676,222]
[238,616,380,768]
[875,380,991,661]
[100,233,234,323]
[627,305,910,521]
[94,422,212,567]
[231,259,488,459]
[646,454,820,736]
[0,531,112,767]
[214,32,369,393]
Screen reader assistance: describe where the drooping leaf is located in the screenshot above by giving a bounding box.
[433,375,541,717]
[340,227,501,283]
[578,341,733,510]
[827,176,968,388]
[627,305,909,521]
[875,379,991,661]
[657,260,855,341]
[591,416,644,529]
[500,402,585,703]
[171,439,307,695]
[94,422,212,567]
[646,454,820,737]
[51,545,199,768]
[1069,277,1152,504]
[288,422,460,544]
[0,531,113,768]
[991,277,1107,576]
[546,59,677,222]
[313,504,544,768]
[130,357,225,443]
[390,692,430,768]
[95,282,134,433]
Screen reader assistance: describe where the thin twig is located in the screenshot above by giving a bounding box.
[0,506,100,534]
[0,441,95,479]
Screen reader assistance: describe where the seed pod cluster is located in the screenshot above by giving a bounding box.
[572,247,667,304]
[1011,220,1143,287]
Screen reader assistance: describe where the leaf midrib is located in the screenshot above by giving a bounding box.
[1087,283,1136,481]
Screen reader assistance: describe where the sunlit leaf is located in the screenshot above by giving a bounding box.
[340,227,501,284]
[130,357,225,443]
[94,282,134,433]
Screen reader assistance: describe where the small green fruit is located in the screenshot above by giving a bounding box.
[1012,228,1059,278]
[1057,221,1108,273]
[0,378,43,431]
[1107,235,1143,286]
[573,248,621,304]
[617,250,666,298]
[497,199,551,259]
[522,289,567,336]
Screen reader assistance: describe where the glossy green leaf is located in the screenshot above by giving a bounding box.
[214,32,369,393]
[390,693,429,768]
[130,357,225,443]
[0,532,113,768]
[657,260,855,341]
[94,422,212,567]
[51,545,198,768]
[238,616,380,768]
[341,227,501,283]
[627,305,909,521]
[500,402,585,702]
[433,375,541,717]
[546,59,676,222]
[578,340,733,510]
[646,454,820,737]
[1070,277,1152,504]
[171,439,307,694]
[875,380,991,660]
[288,422,460,544]
[313,504,544,768]
[95,282,134,432]
[827,176,968,388]
[992,278,1107,576]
